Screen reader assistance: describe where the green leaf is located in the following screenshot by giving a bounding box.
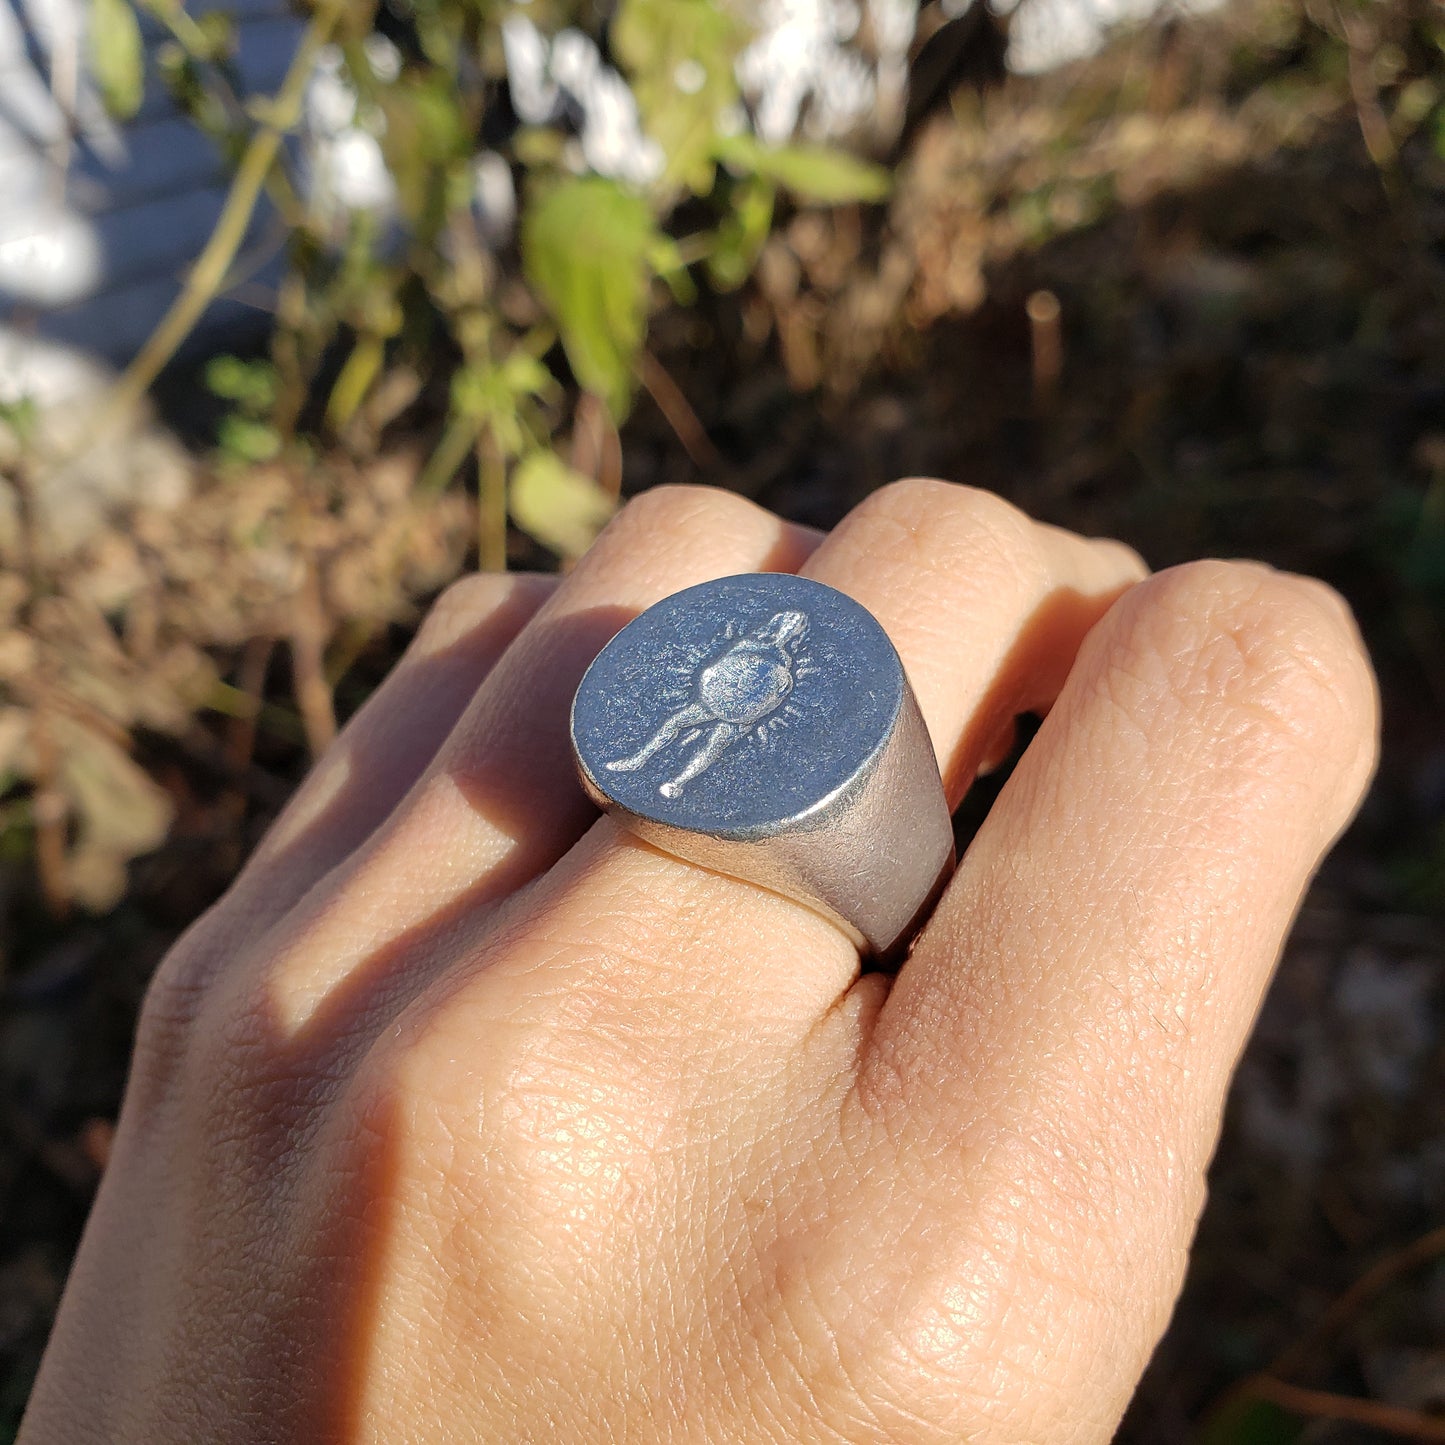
[522,177,655,420]
[0,396,38,444]
[498,350,557,401]
[206,355,278,413]
[511,126,568,169]
[715,135,892,204]
[707,176,774,290]
[89,0,145,121]
[649,232,698,305]
[510,450,616,560]
[217,415,282,463]
[613,0,743,196]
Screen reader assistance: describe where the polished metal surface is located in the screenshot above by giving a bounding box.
[571,573,955,959]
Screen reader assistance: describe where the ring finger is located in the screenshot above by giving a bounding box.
[482,478,1148,1020]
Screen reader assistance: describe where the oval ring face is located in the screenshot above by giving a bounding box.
[572,574,905,837]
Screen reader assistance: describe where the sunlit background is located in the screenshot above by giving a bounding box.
[0,0,1442,1438]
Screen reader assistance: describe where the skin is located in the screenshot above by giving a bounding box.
[18,480,1378,1444]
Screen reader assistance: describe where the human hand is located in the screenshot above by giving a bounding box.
[20,481,1377,1444]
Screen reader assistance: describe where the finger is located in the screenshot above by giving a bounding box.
[422,480,1148,1033]
[255,486,820,1033]
[844,562,1378,1442]
[797,478,1147,803]
[153,573,556,1018]
[236,572,556,913]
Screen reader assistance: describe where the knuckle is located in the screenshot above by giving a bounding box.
[131,957,201,1094]
[576,485,785,583]
[131,935,278,1129]
[864,479,1032,545]
[1111,560,1378,773]
[347,982,637,1216]
[430,570,510,618]
[412,572,551,658]
[130,916,233,1093]
[417,574,509,646]
[856,479,1046,592]
[612,483,767,544]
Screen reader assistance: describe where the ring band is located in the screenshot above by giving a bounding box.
[570,573,955,959]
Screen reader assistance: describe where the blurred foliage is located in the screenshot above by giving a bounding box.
[88,0,146,120]
[0,0,893,910]
[94,0,889,561]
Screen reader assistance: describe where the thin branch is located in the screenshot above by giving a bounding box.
[1206,1224,1445,1436]
[93,0,349,435]
[1249,1376,1445,1443]
[1268,1224,1445,1382]
[290,561,336,759]
[224,636,274,774]
[477,429,508,573]
[570,392,622,499]
[638,350,720,470]
[1026,289,1062,414]
[1338,6,1394,170]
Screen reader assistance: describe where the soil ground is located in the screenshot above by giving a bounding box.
[2,1,1443,1439]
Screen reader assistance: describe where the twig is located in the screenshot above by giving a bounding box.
[1338,6,1394,170]
[1331,3,1442,305]
[290,562,336,759]
[638,350,720,470]
[1026,289,1063,413]
[1206,1224,1445,1435]
[20,670,144,752]
[418,413,481,493]
[224,636,274,774]
[1268,1224,1445,1382]
[570,392,623,500]
[324,617,378,690]
[477,428,508,573]
[1248,1376,1445,1442]
[92,0,349,437]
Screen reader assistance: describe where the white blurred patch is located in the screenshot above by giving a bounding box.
[0,0,119,306]
[364,31,403,83]
[502,15,663,187]
[0,203,103,306]
[673,57,708,95]
[1,0,123,162]
[996,0,1228,74]
[0,327,112,408]
[734,0,876,143]
[301,41,399,223]
[471,151,517,246]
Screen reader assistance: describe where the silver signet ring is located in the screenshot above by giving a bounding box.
[570,573,956,960]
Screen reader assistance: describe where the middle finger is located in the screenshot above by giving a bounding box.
[479,479,1147,1016]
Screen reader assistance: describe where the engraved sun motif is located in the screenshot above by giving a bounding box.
[605,610,817,797]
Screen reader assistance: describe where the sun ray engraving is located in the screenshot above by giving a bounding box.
[605,610,812,797]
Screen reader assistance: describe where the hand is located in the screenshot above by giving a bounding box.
[19,481,1377,1444]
